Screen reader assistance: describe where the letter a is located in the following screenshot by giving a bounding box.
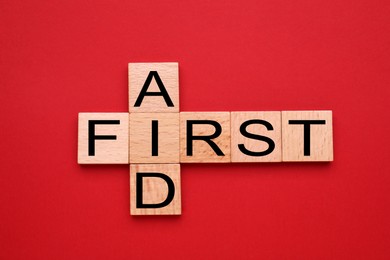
[134,71,174,107]
[129,62,179,112]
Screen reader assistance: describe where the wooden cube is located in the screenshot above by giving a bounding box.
[282,111,333,161]
[129,63,179,113]
[231,111,281,162]
[130,164,181,215]
[180,112,230,163]
[78,113,129,164]
[129,113,179,163]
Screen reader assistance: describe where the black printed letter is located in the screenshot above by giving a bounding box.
[288,120,326,156]
[151,120,158,156]
[134,71,174,107]
[238,119,275,156]
[186,120,224,156]
[88,120,120,156]
[136,172,175,208]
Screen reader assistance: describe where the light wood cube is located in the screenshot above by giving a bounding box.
[78,113,129,164]
[129,63,179,113]
[180,112,230,163]
[130,164,181,215]
[129,113,179,163]
[231,111,281,162]
[282,111,333,161]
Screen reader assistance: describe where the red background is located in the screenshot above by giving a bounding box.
[1,0,389,259]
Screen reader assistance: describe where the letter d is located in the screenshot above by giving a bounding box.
[136,172,175,208]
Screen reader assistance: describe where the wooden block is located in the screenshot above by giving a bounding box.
[78,113,129,164]
[129,113,179,163]
[180,112,230,163]
[130,164,181,215]
[129,63,179,113]
[282,111,333,161]
[231,111,281,162]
